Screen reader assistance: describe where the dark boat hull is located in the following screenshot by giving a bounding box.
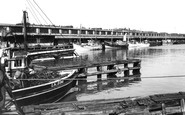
[104,41,128,49]
[12,71,77,106]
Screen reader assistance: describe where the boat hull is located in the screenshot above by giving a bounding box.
[73,43,102,53]
[12,70,77,106]
[128,43,150,48]
[104,41,128,49]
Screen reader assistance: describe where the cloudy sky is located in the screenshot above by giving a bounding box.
[1,0,185,33]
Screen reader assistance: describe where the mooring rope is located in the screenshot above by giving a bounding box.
[11,74,185,81]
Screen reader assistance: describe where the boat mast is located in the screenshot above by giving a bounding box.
[79,24,82,44]
[123,33,127,41]
[111,29,113,43]
[23,11,28,51]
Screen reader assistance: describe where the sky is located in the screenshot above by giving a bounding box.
[1,0,185,33]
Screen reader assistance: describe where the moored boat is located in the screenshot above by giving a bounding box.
[104,40,129,49]
[104,33,129,49]
[73,40,103,54]
[128,40,150,48]
[2,48,77,106]
[0,11,78,107]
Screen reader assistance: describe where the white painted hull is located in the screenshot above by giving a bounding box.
[128,43,150,48]
[73,43,102,53]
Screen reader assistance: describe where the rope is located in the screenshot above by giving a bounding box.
[28,0,49,25]
[26,6,39,24]
[33,0,54,25]
[11,74,185,81]
[26,0,41,24]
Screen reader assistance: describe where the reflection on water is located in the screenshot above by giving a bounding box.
[77,74,141,93]
[37,45,185,102]
[35,49,128,68]
[75,73,141,101]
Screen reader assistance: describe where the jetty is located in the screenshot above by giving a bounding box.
[46,58,141,78]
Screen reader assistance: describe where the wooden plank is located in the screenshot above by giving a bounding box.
[46,59,141,71]
[33,97,131,109]
[78,69,127,77]
[128,67,141,70]
[21,92,185,115]
[77,67,140,78]
[2,111,18,115]
[150,93,185,102]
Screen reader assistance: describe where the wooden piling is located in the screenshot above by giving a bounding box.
[0,69,5,112]
[107,64,115,76]
[107,64,114,70]
[162,103,166,115]
[132,61,141,75]
[97,66,102,80]
[180,99,185,115]
[0,87,5,111]
[78,68,88,76]
[124,63,129,77]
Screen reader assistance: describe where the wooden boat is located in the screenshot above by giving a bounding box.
[2,48,77,106]
[1,11,75,59]
[128,39,150,48]
[104,33,129,49]
[73,40,102,53]
[0,11,78,107]
[104,40,129,49]
[128,41,150,48]
[162,39,173,45]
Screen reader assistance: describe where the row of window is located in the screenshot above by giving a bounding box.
[9,27,185,37]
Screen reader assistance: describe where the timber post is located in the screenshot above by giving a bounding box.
[124,63,129,77]
[161,103,166,115]
[180,98,185,115]
[97,66,102,80]
[77,67,88,91]
[132,61,141,75]
[107,64,115,76]
[97,80,102,91]
[0,70,5,112]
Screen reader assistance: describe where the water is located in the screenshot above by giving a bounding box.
[37,44,185,102]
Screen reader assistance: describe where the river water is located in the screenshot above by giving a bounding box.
[38,44,185,102]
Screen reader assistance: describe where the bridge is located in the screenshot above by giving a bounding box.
[0,24,185,44]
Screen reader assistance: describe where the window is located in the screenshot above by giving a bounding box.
[14,60,22,67]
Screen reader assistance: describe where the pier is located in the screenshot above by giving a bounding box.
[45,58,141,81]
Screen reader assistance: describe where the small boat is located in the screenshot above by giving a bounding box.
[128,40,150,48]
[73,40,103,53]
[104,33,129,49]
[104,40,129,49]
[2,48,77,106]
[0,11,78,107]
[162,39,173,45]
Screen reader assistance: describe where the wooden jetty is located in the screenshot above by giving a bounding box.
[46,58,141,79]
[7,92,185,115]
